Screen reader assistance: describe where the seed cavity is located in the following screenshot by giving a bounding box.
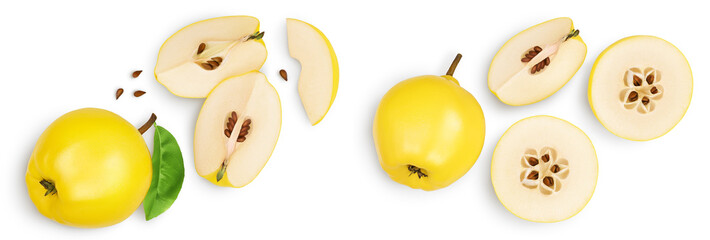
[526,171,539,180]
[543,176,554,187]
[527,157,539,166]
[521,46,551,74]
[627,91,638,102]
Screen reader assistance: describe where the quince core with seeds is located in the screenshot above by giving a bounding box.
[488,17,586,106]
[155,16,267,98]
[588,35,692,141]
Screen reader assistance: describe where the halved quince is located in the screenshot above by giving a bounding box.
[287,18,339,125]
[491,116,597,223]
[589,35,692,141]
[194,71,281,187]
[155,16,267,98]
[488,17,586,106]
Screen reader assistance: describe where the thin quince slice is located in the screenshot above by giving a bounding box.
[194,71,281,187]
[287,18,339,125]
[488,17,586,106]
[155,16,267,98]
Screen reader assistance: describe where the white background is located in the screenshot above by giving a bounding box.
[1,0,708,238]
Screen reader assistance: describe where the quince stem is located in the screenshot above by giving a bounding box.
[446,53,463,76]
[138,113,157,135]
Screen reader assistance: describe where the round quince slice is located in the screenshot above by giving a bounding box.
[155,16,267,98]
[491,115,597,223]
[488,17,587,106]
[589,35,692,141]
[194,71,281,187]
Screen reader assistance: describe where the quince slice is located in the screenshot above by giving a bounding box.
[488,17,586,106]
[155,16,267,98]
[194,71,281,187]
[287,18,339,125]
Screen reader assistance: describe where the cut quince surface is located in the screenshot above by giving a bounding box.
[589,36,692,141]
[287,18,338,125]
[194,71,281,187]
[155,16,267,98]
[492,116,597,223]
[488,17,586,106]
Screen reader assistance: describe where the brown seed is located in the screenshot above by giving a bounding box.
[541,154,550,163]
[527,157,539,166]
[279,69,288,81]
[531,65,538,74]
[197,43,206,54]
[224,129,231,138]
[237,136,246,142]
[229,117,236,126]
[132,70,142,78]
[543,176,554,187]
[651,87,658,94]
[521,57,531,63]
[537,61,545,71]
[633,75,642,86]
[207,60,220,68]
[200,62,214,70]
[526,171,539,180]
[534,46,542,52]
[544,57,550,66]
[212,57,223,63]
[529,50,538,56]
[551,165,560,173]
[231,111,238,121]
[646,74,655,84]
[115,88,124,100]
[628,91,638,102]
[242,119,252,127]
[227,121,234,131]
[642,96,650,105]
[526,53,535,59]
[241,125,250,131]
[134,90,146,97]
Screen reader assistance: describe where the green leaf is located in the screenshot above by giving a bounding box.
[144,124,185,221]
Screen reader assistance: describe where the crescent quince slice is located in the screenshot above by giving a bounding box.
[492,116,597,223]
[194,71,281,188]
[287,18,339,125]
[488,17,586,106]
[155,16,267,98]
[589,35,692,141]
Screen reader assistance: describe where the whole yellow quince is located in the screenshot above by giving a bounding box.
[373,54,485,191]
[25,108,152,228]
